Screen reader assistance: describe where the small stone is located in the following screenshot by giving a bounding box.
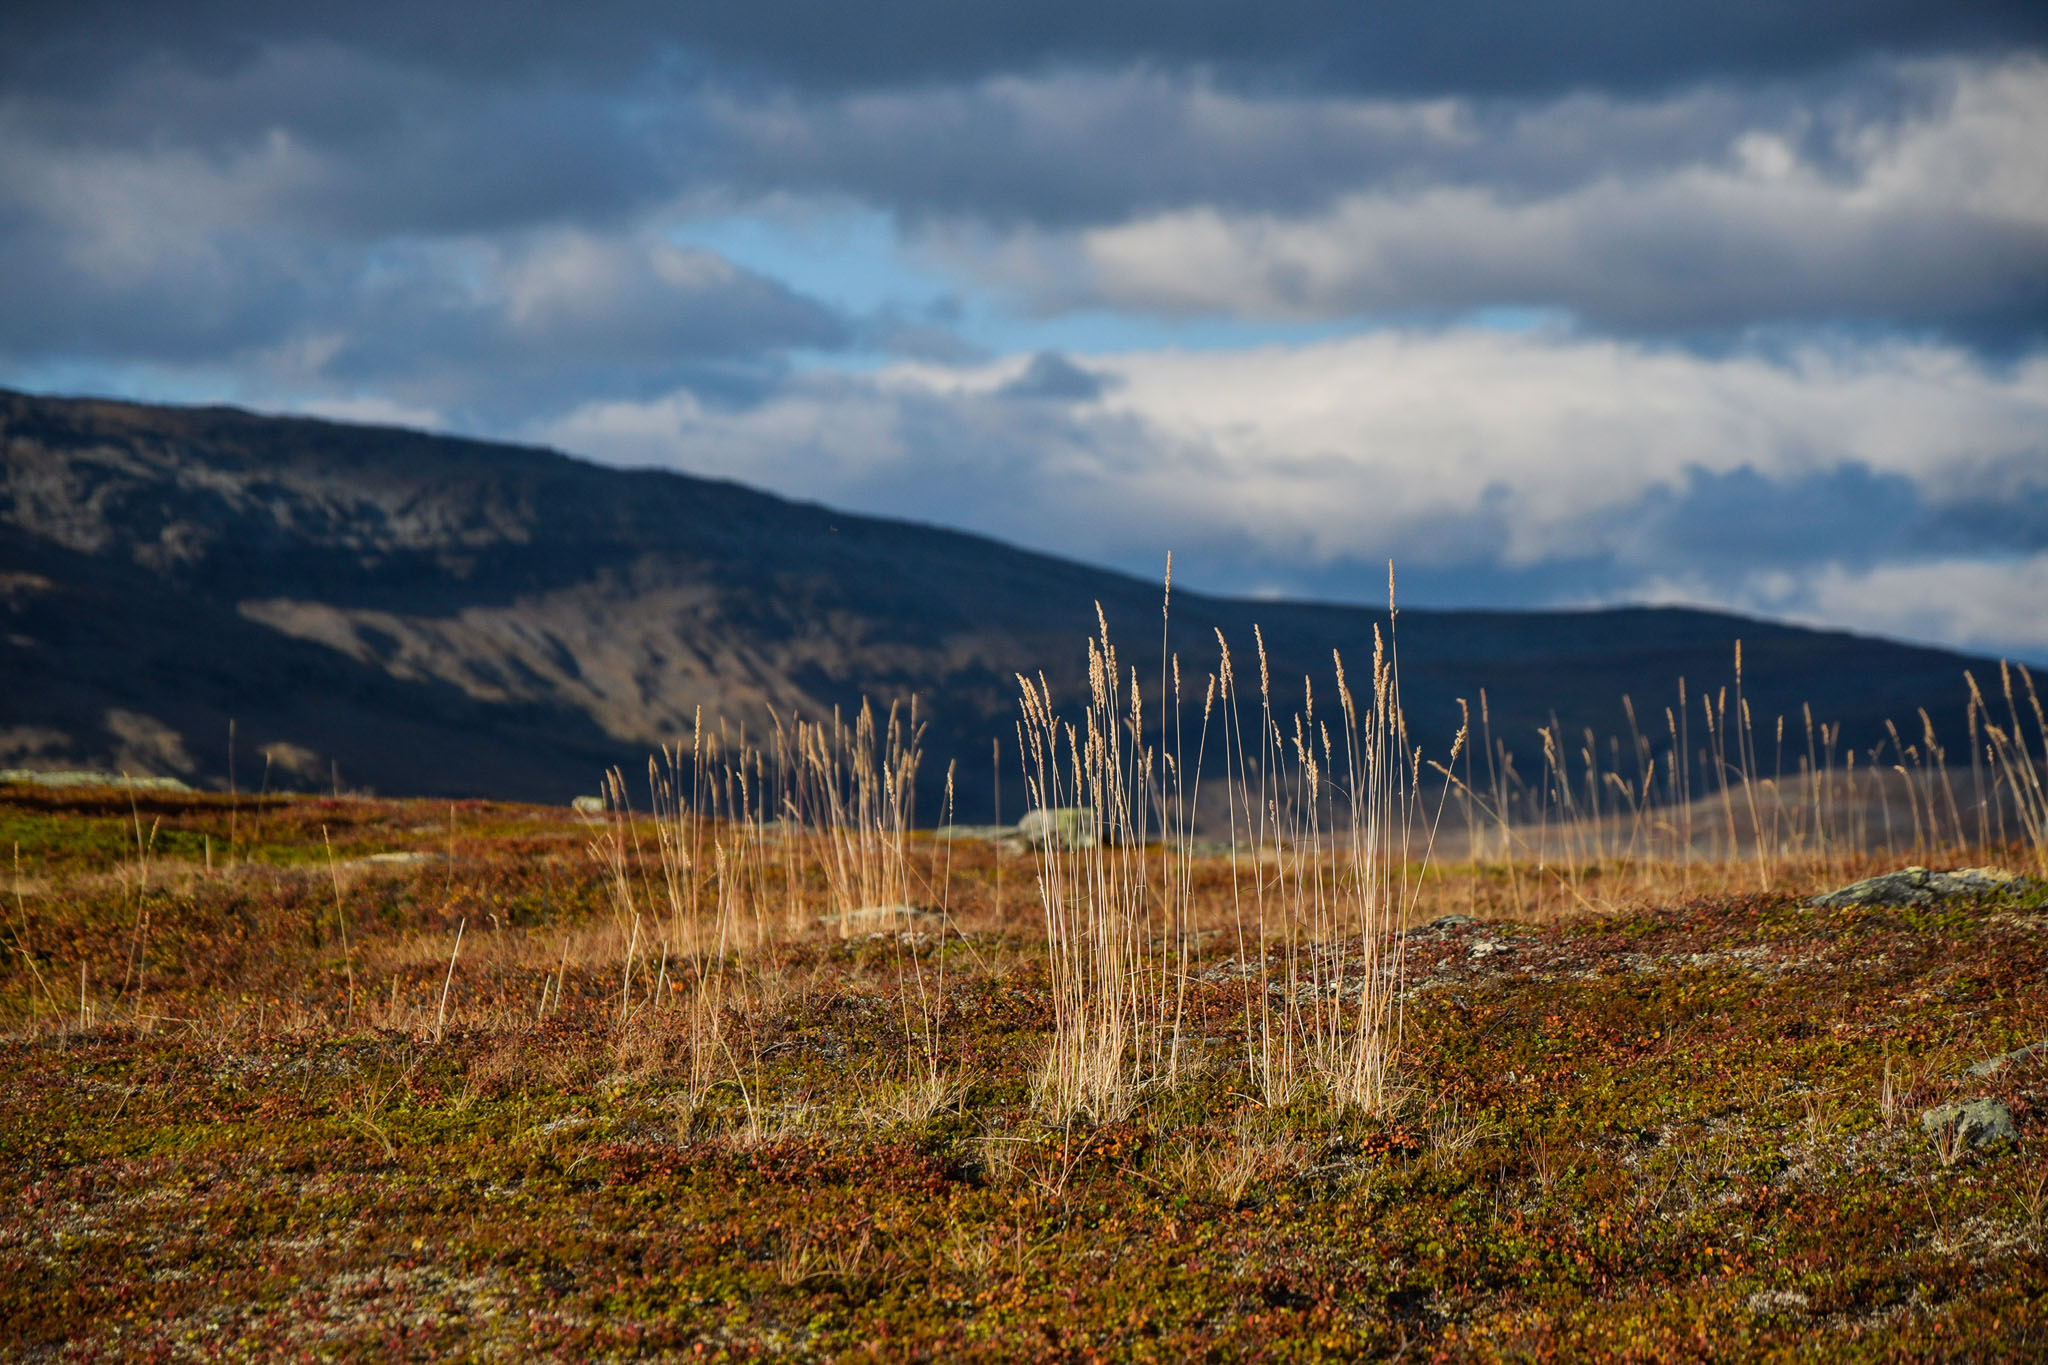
[1411,913,1477,935]
[1920,1097,2019,1150]
[1016,807,1099,850]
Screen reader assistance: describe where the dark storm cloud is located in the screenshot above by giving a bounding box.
[9,18,2043,343]
[5,1,2043,97]
[0,45,673,237]
[0,202,847,418]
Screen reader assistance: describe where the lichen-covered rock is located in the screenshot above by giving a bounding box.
[1809,865,2022,909]
[1745,1289,1811,1320]
[1968,1040,2047,1078]
[1016,807,1099,850]
[1920,1098,2018,1150]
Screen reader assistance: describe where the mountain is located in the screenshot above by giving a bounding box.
[0,387,2005,813]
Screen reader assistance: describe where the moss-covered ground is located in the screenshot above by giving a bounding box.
[3,783,2046,1360]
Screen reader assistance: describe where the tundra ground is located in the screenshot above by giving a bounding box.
[3,784,2045,1361]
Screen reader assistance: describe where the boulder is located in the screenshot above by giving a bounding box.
[1016,807,1099,850]
[1920,1097,2018,1151]
[1809,866,2022,909]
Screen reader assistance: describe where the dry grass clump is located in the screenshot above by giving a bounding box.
[1016,568,1458,1122]
[1014,610,1188,1122]
[1969,662,2048,879]
[585,697,946,1120]
[1424,651,2048,921]
[1146,1115,1312,1206]
[1208,610,1458,1116]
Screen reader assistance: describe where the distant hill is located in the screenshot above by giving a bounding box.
[0,387,2006,814]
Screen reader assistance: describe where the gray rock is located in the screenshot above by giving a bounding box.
[1016,807,1099,850]
[1968,1040,2048,1078]
[1809,865,2022,909]
[570,794,606,815]
[1920,1098,2019,1150]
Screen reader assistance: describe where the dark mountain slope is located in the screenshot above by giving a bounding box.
[0,387,2001,810]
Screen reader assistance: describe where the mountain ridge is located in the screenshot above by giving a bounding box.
[0,386,2005,812]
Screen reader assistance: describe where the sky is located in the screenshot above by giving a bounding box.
[3,2,2046,659]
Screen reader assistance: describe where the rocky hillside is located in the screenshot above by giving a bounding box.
[0,387,2003,809]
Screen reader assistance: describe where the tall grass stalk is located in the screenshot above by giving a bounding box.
[596,693,933,1111]
[433,917,464,1044]
[1423,642,2048,920]
[1971,663,2048,877]
[787,700,922,925]
[1016,604,1188,1121]
[1019,570,1449,1121]
[1212,576,1457,1115]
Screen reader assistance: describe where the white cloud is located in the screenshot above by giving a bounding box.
[901,328,2048,566]
[537,325,2048,658]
